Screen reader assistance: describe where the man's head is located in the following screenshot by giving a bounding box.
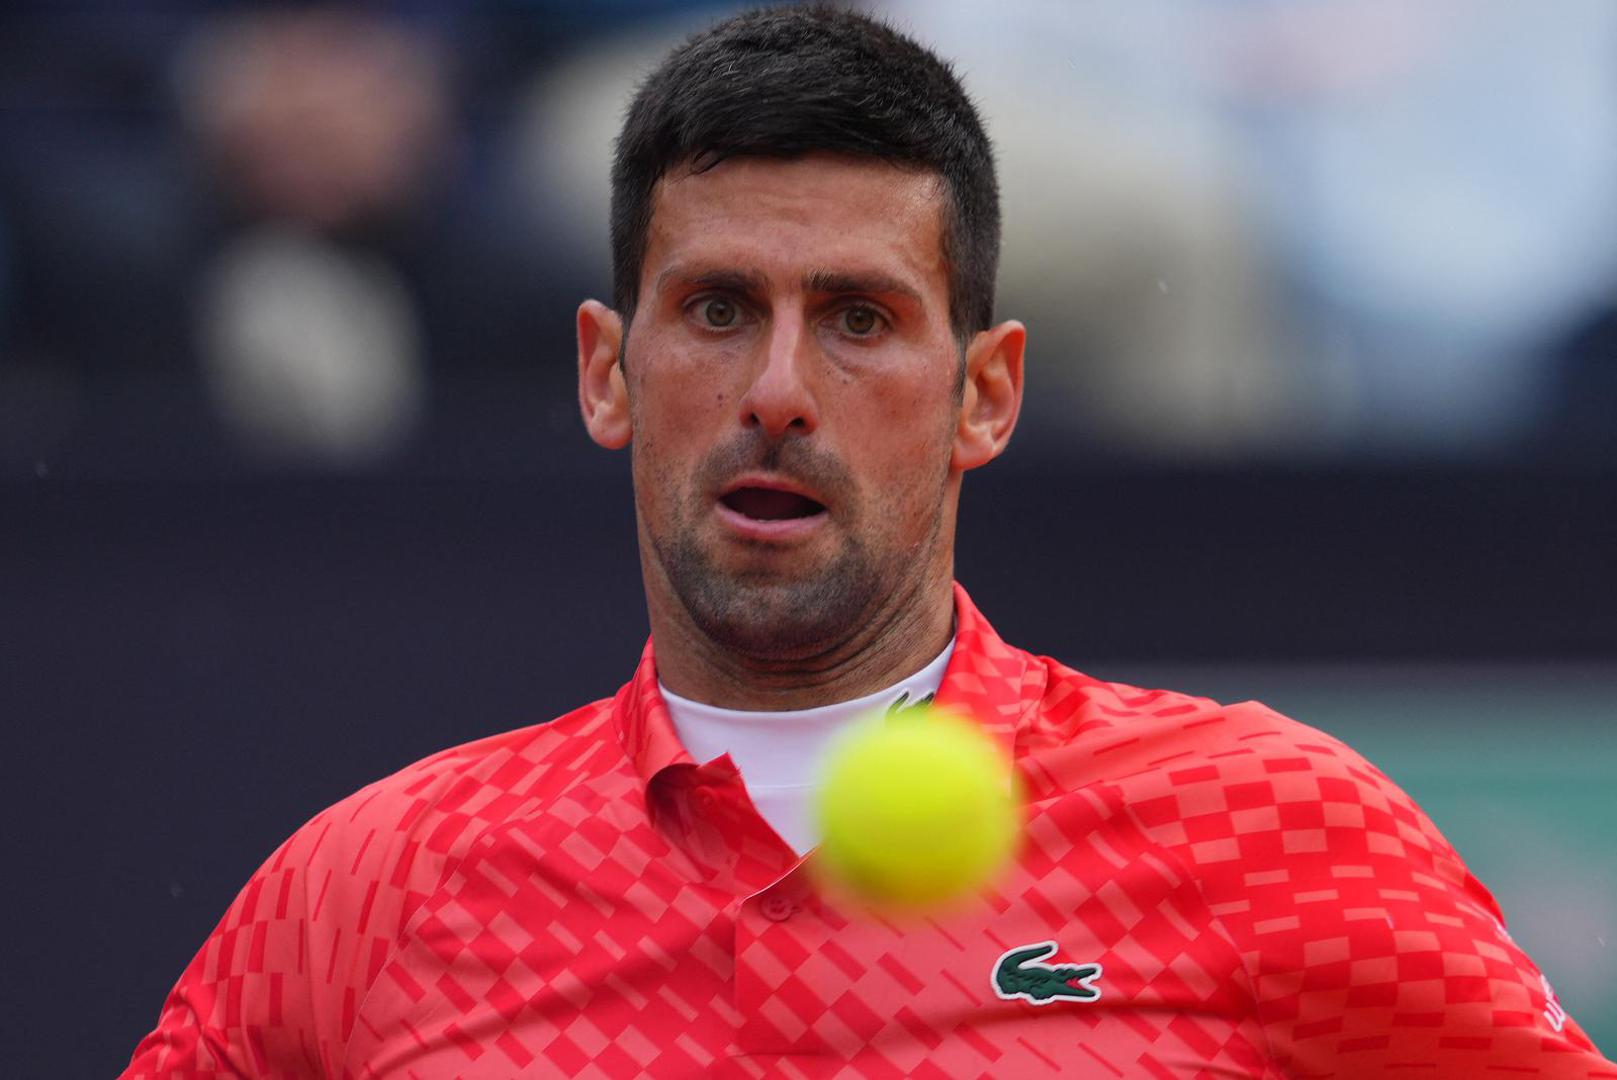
[577,6,1024,692]
[611,4,1000,344]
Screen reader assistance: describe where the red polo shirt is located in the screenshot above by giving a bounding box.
[125,585,1612,1078]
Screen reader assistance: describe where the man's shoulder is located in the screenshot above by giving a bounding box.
[1019,654,1465,868]
[1021,655,1399,801]
[317,694,624,836]
[260,693,628,899]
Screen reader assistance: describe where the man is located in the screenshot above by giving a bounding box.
[125,7,1611,1077]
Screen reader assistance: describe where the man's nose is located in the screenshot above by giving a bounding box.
[738,313,819,437]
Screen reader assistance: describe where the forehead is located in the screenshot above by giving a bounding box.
[643,155,949,299]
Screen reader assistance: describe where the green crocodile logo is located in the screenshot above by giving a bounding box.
[884,691,936,718]
[992,941,1103,1005]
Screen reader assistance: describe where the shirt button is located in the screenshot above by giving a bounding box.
[694,788,718,813]
[760,895,796,922]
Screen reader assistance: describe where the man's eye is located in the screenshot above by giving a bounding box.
[697,298,739,328]
[839,306,882,336]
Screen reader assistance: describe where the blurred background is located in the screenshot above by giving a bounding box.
[1,1,1612,1073]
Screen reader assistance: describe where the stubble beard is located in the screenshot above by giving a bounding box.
[642,432,947,663]
[660,530,887,661]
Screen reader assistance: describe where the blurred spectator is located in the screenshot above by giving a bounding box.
[0,4,593,476]
[179,8,448,464]
[183,9,450,233]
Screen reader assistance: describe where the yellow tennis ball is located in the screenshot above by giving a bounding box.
[814,703,1020,910]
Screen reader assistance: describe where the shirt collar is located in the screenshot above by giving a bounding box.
[613,582,1033,792]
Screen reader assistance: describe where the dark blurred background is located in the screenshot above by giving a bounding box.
[2,2,1613,1074]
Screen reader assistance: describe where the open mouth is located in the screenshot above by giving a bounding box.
[719,487,827,521]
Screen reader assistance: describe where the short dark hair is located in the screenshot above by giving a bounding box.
[611,4,1000,341]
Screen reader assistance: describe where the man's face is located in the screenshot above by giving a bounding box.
[620,154,966,659]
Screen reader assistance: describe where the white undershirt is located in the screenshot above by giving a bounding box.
[659,639,955,856]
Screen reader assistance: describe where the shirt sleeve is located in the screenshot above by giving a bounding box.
[1131,704,1615,1077]
[120,766,473,1078]
[121,809,350,1078]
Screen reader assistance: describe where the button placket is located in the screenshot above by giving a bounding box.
[735,869,824,1055]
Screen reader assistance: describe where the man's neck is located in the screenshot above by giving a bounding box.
[648,577,956,712]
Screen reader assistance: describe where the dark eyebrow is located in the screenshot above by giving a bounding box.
[804,269,923,306]
[655,266,767,297]
[654,264,924,307]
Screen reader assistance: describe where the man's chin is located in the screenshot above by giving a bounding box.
[693,580,865,658]
[668,560,878,660]
[655,520,893,658]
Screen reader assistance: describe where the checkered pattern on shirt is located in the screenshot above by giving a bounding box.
[123,584,1615,1078]
[1017,675,1612,1078]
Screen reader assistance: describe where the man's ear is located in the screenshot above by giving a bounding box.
[578,300,631,449]
[952,319,1025,471]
